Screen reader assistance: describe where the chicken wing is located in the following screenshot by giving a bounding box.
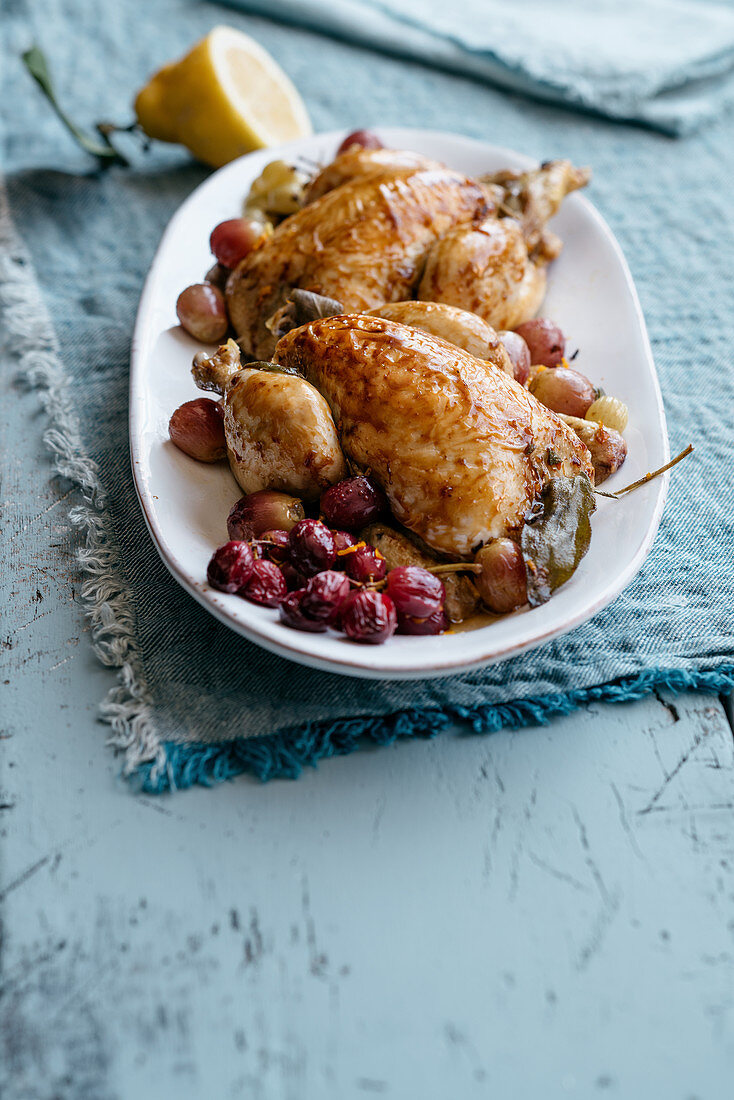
[482,159,590,253]
[226,167,489,359]
[274,315,593,558]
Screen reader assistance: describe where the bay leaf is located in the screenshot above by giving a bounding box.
[520,475,596,607]
[266,289,344,339]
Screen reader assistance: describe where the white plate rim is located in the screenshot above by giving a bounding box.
[130,126,669,680]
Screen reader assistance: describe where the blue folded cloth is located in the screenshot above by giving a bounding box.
[216,0,734,133]
[2,0,733,792]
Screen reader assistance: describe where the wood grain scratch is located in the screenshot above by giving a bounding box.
[639,723,709,815]
[0,854,50,901]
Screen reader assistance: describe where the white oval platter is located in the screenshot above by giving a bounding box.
[130,127,669,680]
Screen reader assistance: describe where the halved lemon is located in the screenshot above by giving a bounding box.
[134,26,312,168]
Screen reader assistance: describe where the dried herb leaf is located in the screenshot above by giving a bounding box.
[521,475,596,607]
[265,289,344,340]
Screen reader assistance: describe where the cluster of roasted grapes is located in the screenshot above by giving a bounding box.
[206,476,450,644]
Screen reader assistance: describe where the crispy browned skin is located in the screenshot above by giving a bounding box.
[303,147,442,203]
[417,216,547,331]
[418,160,590,329]
[367,301,514,374]
[224,370,346,499]
[482,160,590,253]
[275,315,593,557]
[226,167,488,360]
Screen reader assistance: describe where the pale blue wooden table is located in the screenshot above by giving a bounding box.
[3,368,734,1096]
[3,2,734,1095]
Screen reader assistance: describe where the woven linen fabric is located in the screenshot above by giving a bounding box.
[2,0,733,791]
[216,0,734,135]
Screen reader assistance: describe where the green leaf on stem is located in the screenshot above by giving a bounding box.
[21,45,128,166]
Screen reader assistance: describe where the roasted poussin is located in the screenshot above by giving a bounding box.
[274,315,593,558]
[226,166,489,359]
[192,341,346,499]
[417,160,590,330]
[367,301,514,375]
[228,151,588,360]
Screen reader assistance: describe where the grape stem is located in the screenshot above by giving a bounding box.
[595,444,693,499]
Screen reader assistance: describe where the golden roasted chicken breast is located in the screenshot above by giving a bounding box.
[274,315,593,557]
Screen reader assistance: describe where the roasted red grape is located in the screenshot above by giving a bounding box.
[332,530,357,557]
[344,545,386,583]
[474,539,527,614]
[279,590,328,633]
[209,217,265,269]
[281,563,308,591]
[529,367,596,418]
[340,590,397,644]
[498,330,531,385]
[336,130,383,155]
[227,491,305,541]
[242,559,287,607]
[397,607,449,636]
[514,318,566,367]
[320,476,386,531]
[288,519,336,576]
[169,398,226,462]
[300,570,351,623]
[258,529,290,563]
[176,283,228,343]
[386,566,445,619]
[207,541,255,594]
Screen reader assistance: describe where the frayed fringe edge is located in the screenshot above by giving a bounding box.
[137,666,734,793]
[0,181,166,779]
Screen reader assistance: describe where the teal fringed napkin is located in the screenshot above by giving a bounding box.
[215,0,734,134]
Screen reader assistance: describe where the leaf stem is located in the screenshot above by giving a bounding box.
[595,444,693,499]
[22,45,131,167]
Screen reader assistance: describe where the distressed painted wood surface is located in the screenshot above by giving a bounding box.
[2,369,734,1099]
